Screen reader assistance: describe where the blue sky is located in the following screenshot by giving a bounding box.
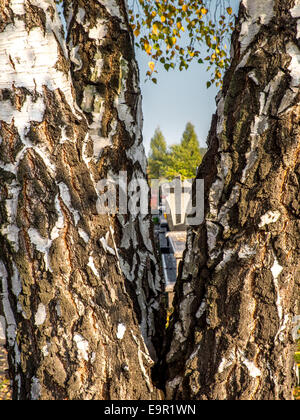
[136,0,240,155]
[136,49,219,154]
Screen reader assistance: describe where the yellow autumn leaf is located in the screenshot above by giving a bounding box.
[201,7,208,15]
[151,11,157,17]
[182,4,188,12]
[148,61,155,73]
[161,15,166,23]
[226,7,233,15]
[177,21,182,30]
[133,28,140,37]
[152,24,159,36]
[144,43,152,54]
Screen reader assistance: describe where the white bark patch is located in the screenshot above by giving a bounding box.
[88,20,107,40]
[99,231,116,255]
[126,139,148,174]
[11,262,22,298]
[58,182,80,225]
[292,316,300,340]
[70,45,83,71]
[271,255,284,321]
[261,71,284,115]
[239,0,275,53]
[286,42,300,87]
[76,7,86,24]
[42,342,50,357]
[236,50,251,71]
[166,375,182,393]
[206,221,219,255]
[78,228,90,243]
[10,0,25,14]
[108,225,122,274]
[115,58,134,131]
[131,331,154,392]
[0,316,5,340]
[28,227,52,272]
[31,377,41,400]
[218,350,236,374]
[50,194,65,240]
[1,187,21,248]
[0,260,17,346]
[218,348,261,379]
[34,303,47,326]
[275,314,290,343]
[240,353,261,378]
[215,248,236,272]
[81,88,115,160]
[0,7,79,116]
[139,217,154,253]
[99,0,125,25]
[248,71,259,85]
[258,210,281,228]
[216,94,225,136]
[1,224,20,252]
[0,96,45,144]
[217,185,240,237]
[87,255,100,278]
[238,244,257,259]
[73,333,89,361]
[115,58,145,172]
[116,323,126,339]
[195,300,206,319]
[291,2,300,18]
[208,152,232,220]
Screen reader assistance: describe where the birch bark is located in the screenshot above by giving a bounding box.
[63,0,165,362]
[164,0,300,400]
[0,0,161,400]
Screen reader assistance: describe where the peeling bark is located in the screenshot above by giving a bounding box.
[0,0,162,400]
[164,0,300,400]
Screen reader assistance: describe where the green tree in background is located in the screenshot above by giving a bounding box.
[164,122,202,179]
[147,127,168,178]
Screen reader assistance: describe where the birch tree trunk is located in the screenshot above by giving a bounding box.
[0,0,162,400]
[63,0,165,362]
[164,0,300,400]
